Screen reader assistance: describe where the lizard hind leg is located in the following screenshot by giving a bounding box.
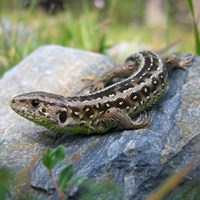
[163,54,194,70]
[97,107,150,131]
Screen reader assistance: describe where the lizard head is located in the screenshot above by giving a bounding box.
[10,91,69,132]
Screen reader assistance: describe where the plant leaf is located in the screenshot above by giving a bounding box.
[42,146,65,171]
[42,148,53,171]
[187,0,200,54]
[58,164,73,191]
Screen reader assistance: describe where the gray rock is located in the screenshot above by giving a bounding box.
[0,45,199,199]
[0,45,115,199]
[105,41,151,61]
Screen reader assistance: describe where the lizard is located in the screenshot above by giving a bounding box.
[10,51,193,134]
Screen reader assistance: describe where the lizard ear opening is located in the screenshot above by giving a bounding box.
[59,111,67,123]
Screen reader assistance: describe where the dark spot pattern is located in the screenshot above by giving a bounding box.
[42,108,46,113]
[159,72,165,79]
[59,111,67,123]
[143,73,153,79]
[141,52,160,73]
[143,53,152,67]
[117,81,133,93]
[63,50,167,121]
[115,98,130,109]
[98,102,112,112]
[152,77,159,86]
[83,106,95,118]
[71,107,80,118]
[151,56,160,70]
[130,92,142,103]
[141,86,150,97]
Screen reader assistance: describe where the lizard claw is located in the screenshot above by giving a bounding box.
[135,111,150,127]
[179,54,195,68]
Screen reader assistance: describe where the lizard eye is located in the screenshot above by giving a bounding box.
[31,99,40,108]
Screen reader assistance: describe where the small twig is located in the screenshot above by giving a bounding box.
[48,171,65,200]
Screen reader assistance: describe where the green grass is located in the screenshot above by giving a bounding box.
[0,1,196,76]
[0,166,13,199]
[187,0,200,54]
[0,4,111,75]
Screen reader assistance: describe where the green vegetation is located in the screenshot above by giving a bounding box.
[0,166,13,199]
[166,183,200,200]
[146,162,200,200]
[42,145,123,200]
[1,145,200,200]
[0,1,199,199]
[187,0,200,54]
[0,0,196,76]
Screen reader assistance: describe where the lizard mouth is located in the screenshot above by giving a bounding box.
[10,99,40,121]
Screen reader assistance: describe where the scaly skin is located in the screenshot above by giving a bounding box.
[10,51,193,134]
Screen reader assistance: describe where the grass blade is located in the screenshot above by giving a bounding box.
[187,0,200,54]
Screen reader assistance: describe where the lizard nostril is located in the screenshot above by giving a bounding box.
[10,99,16,109]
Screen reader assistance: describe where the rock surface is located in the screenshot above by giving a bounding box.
[0,45,115,199]
[0,45,200,200]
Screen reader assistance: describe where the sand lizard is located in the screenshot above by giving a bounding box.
[10,51,193,134]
